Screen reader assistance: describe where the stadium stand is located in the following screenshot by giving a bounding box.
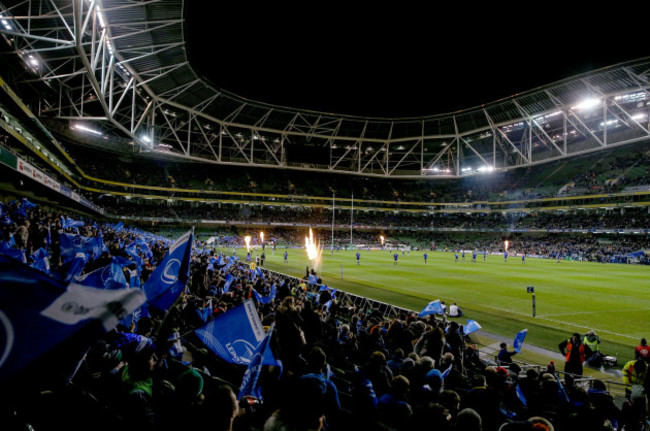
[0,2,649,429]
[0,195,648,431]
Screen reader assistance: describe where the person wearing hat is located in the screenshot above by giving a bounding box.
[559,333,591,376]
[583,330,602,367]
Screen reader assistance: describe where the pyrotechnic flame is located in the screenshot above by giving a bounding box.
[244,235,252,253]
[260,232,264,243]
[505,240,509,252]
[305,227,322,267]
[380,235,385,246]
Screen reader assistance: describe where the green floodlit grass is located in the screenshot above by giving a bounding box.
[229,247,649,365]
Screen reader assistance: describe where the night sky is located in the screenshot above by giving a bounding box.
[185,5,647,118]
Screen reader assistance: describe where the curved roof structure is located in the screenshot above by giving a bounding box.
[1,0,650,178]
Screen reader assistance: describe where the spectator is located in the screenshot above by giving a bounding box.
[378,375,413,430]
[558,333,591,376]
[634,338,649,362]
[497,342,517,366]
[622,358,647,399]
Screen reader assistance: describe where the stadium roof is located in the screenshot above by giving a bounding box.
[1,1,650,178]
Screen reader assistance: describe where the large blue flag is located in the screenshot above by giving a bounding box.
[60,233,105,263]
[0,256,146,382]
[74,261,128,290]
[195,300,277,366]
[463,319,482,335]
[513,329,528,353]
[238,323,281,400]
[419,300,444,318]
[143,229,193,311]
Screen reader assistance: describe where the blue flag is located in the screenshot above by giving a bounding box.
[61,216,85,229]
[56,252,88,284]
[29,247,50,274]
[195,300,277,366]
[516,383,527,407]
[555,373,570,403]
[143,230,193,311]
[223,273,235,293]
[513,329,527,353]
[463,319,482,335]
[0,241,26,263]
[308,274,318,285]
[20,198,37,210]
[252,287,275,305]
[74,261,128,290]
[60,233,105,263]
[419,300,444,318]
[238,323,281,400]
[113,222,124,232]
[0,256,146,381]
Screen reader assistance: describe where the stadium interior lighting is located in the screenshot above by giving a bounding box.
[571,98,601,111]
[1,18,11,30]
[477,165,495,173]
[73,124,103,136]
[141,135,151,143]
[96,6,106,28]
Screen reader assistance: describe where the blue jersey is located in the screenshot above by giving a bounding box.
[356,252,361,260]
[394,253,398,261]
[424,253,428,261]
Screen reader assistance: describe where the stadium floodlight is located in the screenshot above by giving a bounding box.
[73,124,103,136]
[477,166,495,173]
[141,135,151,143]
[571,97,601,111]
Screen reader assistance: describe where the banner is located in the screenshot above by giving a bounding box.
[195,300,276,366]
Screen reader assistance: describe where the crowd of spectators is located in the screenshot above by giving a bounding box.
[1,194,649,431]
[61,140,650,205]
[97,194,650,231]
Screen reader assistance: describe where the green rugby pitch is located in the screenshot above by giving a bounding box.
[230,247,649,365]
